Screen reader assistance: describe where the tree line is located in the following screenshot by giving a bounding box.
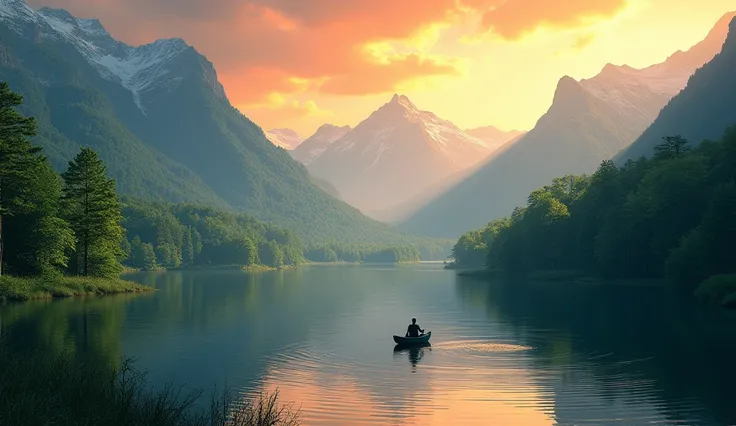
[121,200,304,270]
[451,129,736,307]
[304,243,422,264]
[1,82,122,278]
[0,82,435,276]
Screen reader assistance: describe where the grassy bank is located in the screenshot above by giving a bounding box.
[0,347,299,426]
[0,275,152,301]
[241,264,297,272]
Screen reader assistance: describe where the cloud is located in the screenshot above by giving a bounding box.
[571,33,597,50]
[478,0,630,39]
[28,0,628,106]
[237,93,333,131]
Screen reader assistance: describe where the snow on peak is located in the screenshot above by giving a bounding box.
[0,0,40,25]
[265,128,303,150]
[3,1,192,114]
[76,17,110,38]
[290,123,352,164]
[323,94,497,173]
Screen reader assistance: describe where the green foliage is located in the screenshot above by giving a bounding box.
[130,236,158,271]
[0,349,299,425]
[303,243,421,264]
[0,81,43,275]
[121,199,304,269]
[451,218,510,268]
[0,25,453,254]
[654,135,691,160]
[455,127,736,304]
[61,147,124,277]
[694,275,736,309]
[3,157,76,275]
[0,275,149,301]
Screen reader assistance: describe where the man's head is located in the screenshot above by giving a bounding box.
[412,318,416,324]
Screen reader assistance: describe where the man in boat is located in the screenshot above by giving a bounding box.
[405,318,424,338]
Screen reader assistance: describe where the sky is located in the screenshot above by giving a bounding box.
[27,0,736,137]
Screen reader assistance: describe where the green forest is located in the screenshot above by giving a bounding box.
[0,82,444,283]
[451,130,736,309]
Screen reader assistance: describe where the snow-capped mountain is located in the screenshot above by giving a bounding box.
[265,128,303,150]
[465,126,526,151]
[290,123,352,165]
[0,1,202,113]
[1,0,407,244]
[306,94,498,217]
[402,12,734,238]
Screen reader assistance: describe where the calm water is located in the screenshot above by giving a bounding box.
[2,263,736,425]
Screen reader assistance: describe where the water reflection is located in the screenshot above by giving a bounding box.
[1,264,735,425]
[393,343,431,372]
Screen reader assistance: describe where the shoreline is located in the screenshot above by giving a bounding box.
[0,275,154,302]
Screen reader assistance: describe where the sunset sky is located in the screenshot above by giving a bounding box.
[28,0,736,137]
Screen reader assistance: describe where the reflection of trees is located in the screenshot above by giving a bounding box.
[109,268,379,398]
[0,293,148,366]
[455,276,736,425]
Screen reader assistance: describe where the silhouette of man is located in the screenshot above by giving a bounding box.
[405,318,424,337]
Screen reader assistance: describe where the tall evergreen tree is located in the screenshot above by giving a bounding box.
[0,82,42,276]
[4,157,75,275]
[62,147,124,277]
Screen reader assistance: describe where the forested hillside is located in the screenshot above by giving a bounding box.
[0,1,451,256]
[451,130,736,308]
[618,18,736,162]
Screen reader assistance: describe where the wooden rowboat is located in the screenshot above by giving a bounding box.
[393,331,431,346]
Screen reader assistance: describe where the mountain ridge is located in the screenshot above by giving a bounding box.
[265,128,303,150]
[0,0,450,250]
[401,13,732,238]
[290,123,352,164]
[617,15,736,162]
[306,93,500,216]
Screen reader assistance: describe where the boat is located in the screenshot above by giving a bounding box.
[393,331,431,346]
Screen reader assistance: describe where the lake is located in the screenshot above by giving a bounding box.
[2,263,736,425]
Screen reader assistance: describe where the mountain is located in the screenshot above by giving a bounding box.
[0,0,447,249]
[401,13,733,238]
[618,15,736,162]
[465,126,526,151]
[306,94,498,216]
[290,123,352,165]
[265,128,303,150]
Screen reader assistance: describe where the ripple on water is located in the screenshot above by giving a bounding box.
[433,340,534,353]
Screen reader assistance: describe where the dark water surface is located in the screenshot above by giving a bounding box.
[2,264,736,425]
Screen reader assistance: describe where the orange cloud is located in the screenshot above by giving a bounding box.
[238,94,333,132]
[479,0,630,39]
[27,0,628,107]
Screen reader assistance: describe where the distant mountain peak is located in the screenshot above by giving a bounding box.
[387,93,417,110]
[290,123,352,164]
[314,123,352,135]
[265,128,303,150]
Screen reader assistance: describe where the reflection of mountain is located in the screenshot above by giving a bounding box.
[454,276,736,425]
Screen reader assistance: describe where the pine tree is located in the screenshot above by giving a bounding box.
[4,158,75,275]
[62,147,124,277]
[0,82,42,276]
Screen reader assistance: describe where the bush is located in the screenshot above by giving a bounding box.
[0,347,299,426]
[694,274,736,309]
